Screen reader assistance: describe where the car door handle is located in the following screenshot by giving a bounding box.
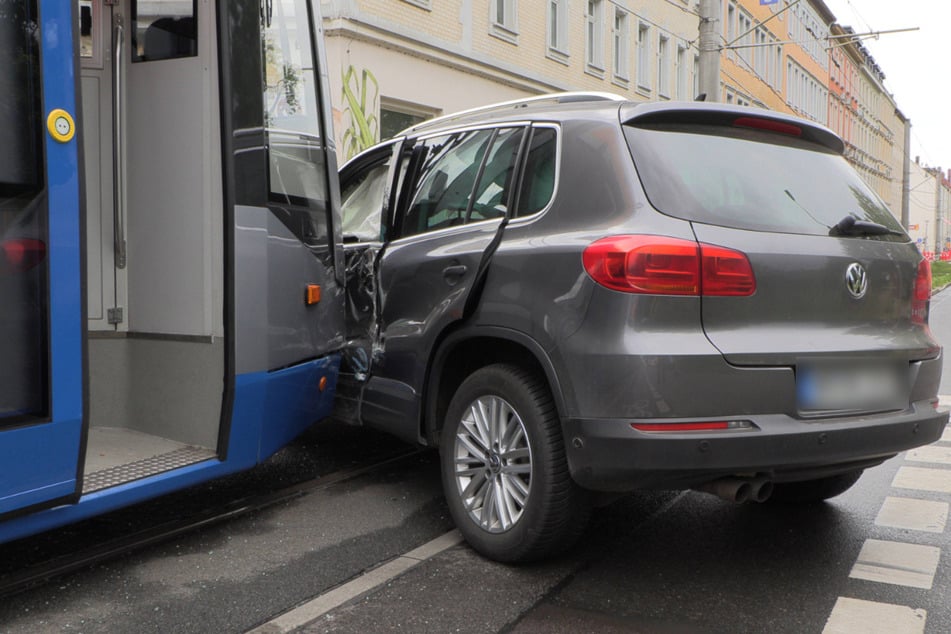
[443,264,468,278]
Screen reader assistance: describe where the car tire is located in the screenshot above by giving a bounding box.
[768,470,864,504]
[440,363,589,563]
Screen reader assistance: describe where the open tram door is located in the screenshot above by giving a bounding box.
[1,0,344,525]
[0,2,85,515]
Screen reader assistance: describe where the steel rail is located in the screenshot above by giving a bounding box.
[0,448,422,598]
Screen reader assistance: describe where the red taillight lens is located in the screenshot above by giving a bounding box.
[912,258,932,324]
[702,245,757,296]
[631,420,755,432]
[733,117,803,137]
[0,239,47,274]
[582,235,699,295]
[583,235,755,296]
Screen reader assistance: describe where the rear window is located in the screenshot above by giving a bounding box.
[624,123,906,240]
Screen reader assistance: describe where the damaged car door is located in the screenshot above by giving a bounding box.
[339,126,526,443]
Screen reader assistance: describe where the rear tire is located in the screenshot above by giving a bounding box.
[439,364,589,563]
[768,470,863,503]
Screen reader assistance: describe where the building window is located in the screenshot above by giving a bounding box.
[547,0,568,57]
[636,22,651,92]
[676,43,688,100]
[585,0,604,72]
[657,35,670,97]
[380,101,433,141]
[693,54,700,99]
[490,0,518,44]
[612,8,629,81]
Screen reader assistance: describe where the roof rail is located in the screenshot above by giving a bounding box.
[400,91,626,135]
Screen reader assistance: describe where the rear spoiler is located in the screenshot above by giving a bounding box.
[620,102,845,155]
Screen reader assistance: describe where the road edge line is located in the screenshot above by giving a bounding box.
[247,529,463,633]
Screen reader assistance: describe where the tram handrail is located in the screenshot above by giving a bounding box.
[113,14,127,270]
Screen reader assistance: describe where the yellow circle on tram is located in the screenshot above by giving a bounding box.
[47,109,76,143]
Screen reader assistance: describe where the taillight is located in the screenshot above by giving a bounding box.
[733,117,803,138]
[583,235,755,296]
[912,258,931,324]
[0,239,47,274]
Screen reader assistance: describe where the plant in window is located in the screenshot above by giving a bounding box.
[341,65,380,160]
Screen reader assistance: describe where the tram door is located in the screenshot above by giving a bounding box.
[79,0,227,471]
[0,2,85,514]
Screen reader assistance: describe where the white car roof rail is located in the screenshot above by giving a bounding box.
[401,91,627,135]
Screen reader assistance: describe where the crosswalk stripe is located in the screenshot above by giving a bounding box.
[849,539,940,589]
[875,497,949,533]
[823,597,926,634]
[893,466,951,494]
[907,445,951,465]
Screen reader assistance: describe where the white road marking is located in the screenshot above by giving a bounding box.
[942,427,951,444]
[246,530,463,634]
[907,445,951,465]
[823,597,926,634]
[875,497,949,533]
[893,466,951,494]
[849,539,941,589]
[938,395,951,409]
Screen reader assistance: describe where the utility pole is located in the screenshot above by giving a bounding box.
[698,0,721,101]
[901,116,911,229]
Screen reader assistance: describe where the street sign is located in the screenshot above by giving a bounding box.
[909,224,919,230]
[759,0,779,4]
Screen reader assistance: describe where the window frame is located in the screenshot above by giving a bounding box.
[490,0,519,44]
[585,0,605,74]
[547,0,569,62]
[636,22,651,93]
[611,7,629,83]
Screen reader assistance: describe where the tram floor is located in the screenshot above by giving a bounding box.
[82,427,216,494]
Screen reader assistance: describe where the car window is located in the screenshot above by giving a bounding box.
[468,128,523,223]
[515,127,557,217]
[400,130,495,238]
[341,158,390,242]
[624,123,905,239]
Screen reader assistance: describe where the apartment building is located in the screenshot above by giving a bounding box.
[321,0,701,161]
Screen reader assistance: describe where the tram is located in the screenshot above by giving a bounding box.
[0,0,344,541]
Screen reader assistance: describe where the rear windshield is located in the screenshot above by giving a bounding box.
[624,123,906,240]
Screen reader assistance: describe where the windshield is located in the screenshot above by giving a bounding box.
[0,0,42,197]
[624,123,906,240]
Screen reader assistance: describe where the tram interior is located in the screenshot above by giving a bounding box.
[78,0,223,492]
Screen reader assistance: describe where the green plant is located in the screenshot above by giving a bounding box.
[341,65,379,161]
[931,260,951,290]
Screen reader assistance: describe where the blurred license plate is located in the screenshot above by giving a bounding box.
[797,362,908,412]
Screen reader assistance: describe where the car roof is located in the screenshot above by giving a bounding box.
[396,92,843,154]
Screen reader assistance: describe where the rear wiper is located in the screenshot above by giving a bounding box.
[829,215,904,237]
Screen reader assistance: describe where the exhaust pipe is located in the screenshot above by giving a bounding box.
[748,477,774,503]
[695,478,753,503]
[695,477,774,503]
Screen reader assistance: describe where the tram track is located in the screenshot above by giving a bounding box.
[0,446,423,599]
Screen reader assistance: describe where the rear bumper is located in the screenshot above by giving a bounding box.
[563,399,948,491]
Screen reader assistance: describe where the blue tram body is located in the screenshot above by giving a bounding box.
[0,0,344,541]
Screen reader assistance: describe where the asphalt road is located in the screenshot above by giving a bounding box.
[929,287,951,396]
[2,419,949,633]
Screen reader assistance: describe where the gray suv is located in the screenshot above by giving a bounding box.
[336,93,948,563]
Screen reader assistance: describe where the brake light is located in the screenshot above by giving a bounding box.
[912,258,931,324]
[583,235,755,296]
[631,420,754,432]
[0,239,46,273]
[733,117,803,138]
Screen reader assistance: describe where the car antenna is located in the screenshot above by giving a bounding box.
[695,93,707,102]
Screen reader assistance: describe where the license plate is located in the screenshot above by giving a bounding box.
[797,362,908,412]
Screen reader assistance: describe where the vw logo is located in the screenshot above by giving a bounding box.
[845,262,868,299]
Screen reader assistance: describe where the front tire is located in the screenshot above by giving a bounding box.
[769,470,863,503]
[440,364,589,563]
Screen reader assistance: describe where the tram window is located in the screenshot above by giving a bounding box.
[263,0,330,247]
[0,0,49,422]
[131,0,198,62]
[0,0,42,195]
[79,1,93,58]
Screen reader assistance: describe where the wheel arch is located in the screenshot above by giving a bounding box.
[423,326,568,446]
